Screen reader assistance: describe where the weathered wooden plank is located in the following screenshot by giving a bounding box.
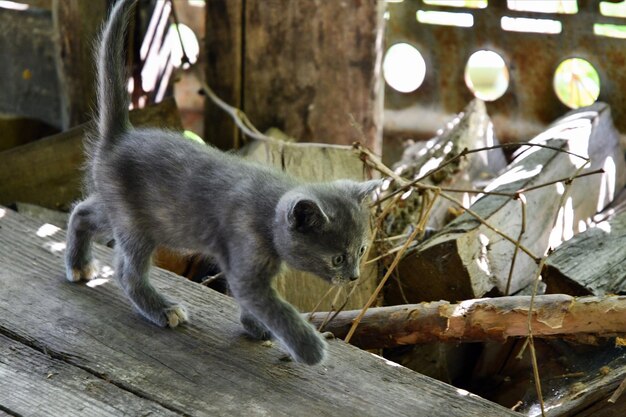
[52,0,107,128]
[387,103,626,303]
[243,0,385,153]
[0,206,518,417]
[0,115,57,152]
[204,0,243,149]
[0,98,182,211]
[0,334,179,417]
[544,208,626,296]
[0,7,60,127]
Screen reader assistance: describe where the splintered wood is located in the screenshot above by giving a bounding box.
[385,102,626,304]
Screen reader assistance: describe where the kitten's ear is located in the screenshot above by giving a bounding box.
[355,179,382,203]
[288,199,329,231]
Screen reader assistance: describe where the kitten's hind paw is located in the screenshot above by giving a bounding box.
[165,305,188,328]
[66,261,99,282]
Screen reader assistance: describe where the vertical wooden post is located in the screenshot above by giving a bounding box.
[244,0,385,153]
[52,0,107,129]
[204,0,243,149]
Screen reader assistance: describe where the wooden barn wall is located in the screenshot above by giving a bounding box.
[205,0,385,154]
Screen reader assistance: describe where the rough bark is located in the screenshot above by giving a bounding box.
[309,294,626,349]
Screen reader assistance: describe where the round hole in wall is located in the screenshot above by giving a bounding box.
[383,43,427,93]
[553,58,600,109]
[169,23,200,69]
[464,50,509,101]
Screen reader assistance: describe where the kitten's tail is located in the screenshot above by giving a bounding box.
[95,0,136,147]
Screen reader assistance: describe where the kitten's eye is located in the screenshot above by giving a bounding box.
[332,255,345,267]
[359,245,367,257]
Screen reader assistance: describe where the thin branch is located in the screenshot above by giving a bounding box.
[195,68,272,143]
[527,257,548,417]
[609,375,626,404]
[518,168,603,193]
[505,194,527,295]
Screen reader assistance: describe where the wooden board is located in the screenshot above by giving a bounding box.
[243,0,385,153]
[0,334,177,417]
[204,0,243,149]
[0,7,60,127]
[0,98,182,211]
[0,206,518,416]
[544,208,626,296]
[52,0,107,128]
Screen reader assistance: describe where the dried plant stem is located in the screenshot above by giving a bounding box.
[609,375,626,404]
[505,195,527,295]
[527,257,548,417]
[379,142,591,204]
[518,168,602,193]
[195,70,271,144]
[307,285,336,322]
[352,143,407,185]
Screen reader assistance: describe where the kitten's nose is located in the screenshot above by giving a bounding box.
[349,275,359,282]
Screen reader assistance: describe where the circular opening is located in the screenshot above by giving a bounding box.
[383,43,427,93]
[464,50,509,101]
[169,23,200,69]
[553,58,600,109]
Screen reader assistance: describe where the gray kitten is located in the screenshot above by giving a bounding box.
[65,0,379,365]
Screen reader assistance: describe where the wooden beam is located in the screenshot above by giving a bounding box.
[0,98,182,210]
[0,206,518,416]
[52,0,107,129]
[204,0,243,149]
[0,6,60,127]
[0,334,177,416]
[309,294,626,349]
[243,0,385,153]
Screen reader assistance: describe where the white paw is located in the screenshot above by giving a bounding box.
[165,305,188,328]
[67,262,99,282]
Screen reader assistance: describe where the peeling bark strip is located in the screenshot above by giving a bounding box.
[308,295,626,349]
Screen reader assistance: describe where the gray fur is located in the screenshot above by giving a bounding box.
[65,0,380,365]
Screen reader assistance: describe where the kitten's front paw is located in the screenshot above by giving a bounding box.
[164,305,188,328]
[291,331,327,365]
[66,261,99,282]
[241,313,272,340]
